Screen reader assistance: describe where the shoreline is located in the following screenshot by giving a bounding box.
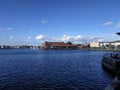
[1,48,120,52]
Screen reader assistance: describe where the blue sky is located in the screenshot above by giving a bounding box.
[0,0,120,45]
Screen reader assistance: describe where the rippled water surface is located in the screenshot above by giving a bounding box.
[0,49,113,90]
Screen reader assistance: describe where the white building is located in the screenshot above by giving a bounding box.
[90,42,100,48]
[99,40,120,49]
[90,40,120,49]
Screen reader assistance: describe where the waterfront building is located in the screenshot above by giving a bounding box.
[75,44,83,49]
[11,45,20,49]
[99,40,120,50]
[41,41,77,49]
[1,45,5,49]
[90,42,100,48]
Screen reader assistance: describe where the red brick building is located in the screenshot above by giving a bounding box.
[41,41,77,49]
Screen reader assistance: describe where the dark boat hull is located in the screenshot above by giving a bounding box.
[102,58,116,74]
[102,53,120,75]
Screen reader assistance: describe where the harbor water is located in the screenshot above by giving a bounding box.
[0,49,114,90]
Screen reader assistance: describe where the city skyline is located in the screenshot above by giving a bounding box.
[0,0,120,45]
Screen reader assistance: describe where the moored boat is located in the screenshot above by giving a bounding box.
[102,53,120,74]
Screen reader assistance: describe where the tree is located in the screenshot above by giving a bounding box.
[66,41,72,45]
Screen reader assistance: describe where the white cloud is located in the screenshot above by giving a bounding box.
[28,36,32,39]
[62,35,73,41]
[53,35,104,44]
[9,36,14,39]
[35,34,118,44]
[103,21,113,26]
[41,19,48,24]
[102,34,120,41]
[75,35,82,39]
[35,35,47,40]
[0,27,13,31]
[115,22,120,29]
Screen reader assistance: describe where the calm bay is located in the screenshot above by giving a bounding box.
[0,49,113,90]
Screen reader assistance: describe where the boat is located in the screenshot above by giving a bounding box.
[105,77,120,90]
[102,53,120,74]
[102,53,120,90]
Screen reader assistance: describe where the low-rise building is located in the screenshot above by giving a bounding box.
[41,41,77,49]
[90,42,100,48]
[99,40,120,50]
